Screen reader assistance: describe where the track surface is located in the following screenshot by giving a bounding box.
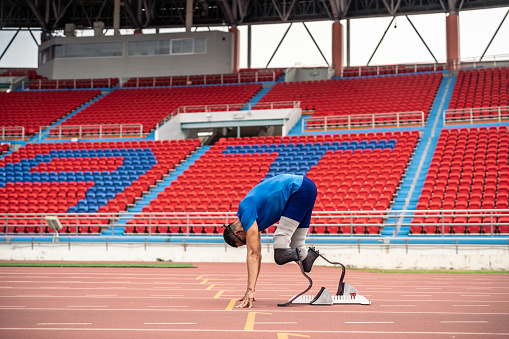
[0,262,508,338]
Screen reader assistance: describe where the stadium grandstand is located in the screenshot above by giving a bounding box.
[0,0,508,273]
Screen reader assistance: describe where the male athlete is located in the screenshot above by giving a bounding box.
[222,174,320,308]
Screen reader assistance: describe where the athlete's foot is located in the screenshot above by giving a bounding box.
[301,247,319,273]
[274,248,300,266]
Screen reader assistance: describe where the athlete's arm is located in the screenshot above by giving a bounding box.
[256,231,262,281]
[237,221,261,308]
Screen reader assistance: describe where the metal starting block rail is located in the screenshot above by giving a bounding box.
[278,249,371,307]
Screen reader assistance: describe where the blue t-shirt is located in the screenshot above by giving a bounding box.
[237,174,304,232]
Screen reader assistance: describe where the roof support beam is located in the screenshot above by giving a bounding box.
[24,0,48,30]
[269,0,298,22]
[237,0,250,24]
[367,16,395,65]
[123,0,143,31]
[94,0,109,22]
[28,28,39,46]
[143,0,158,27]
[270,0,285,22]
[481,8,509,60]
[303,22,329,66]
[52,0,74,29]
[327,0,351,21]
[219,0,237,26]
[381,0,402,16]
[0,29,20,61]
[0,0,18,30]
[406,15,437,63]
[266,23,292,68]
[284,0,298,22]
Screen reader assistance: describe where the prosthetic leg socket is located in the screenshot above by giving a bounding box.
[301,247,319,273]
[274,248,300,266]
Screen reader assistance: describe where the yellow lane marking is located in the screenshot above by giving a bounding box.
[244,312,271,331]
[200,279,209,284]
[277,334,310,339]
[206,284,217,290]
[195,276,204,280]
[225,299,237,310]
[213,290,231,298]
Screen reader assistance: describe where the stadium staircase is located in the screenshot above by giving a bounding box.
[382,74,457,236]
[32,90,113,143]
[242,85,273,110]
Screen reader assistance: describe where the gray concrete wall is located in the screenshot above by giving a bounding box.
[284,67,333,83]
[1,242,507,270]
[154,107,301,140]
[37,31,233,80]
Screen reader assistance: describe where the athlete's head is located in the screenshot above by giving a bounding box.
[222,219,246,247]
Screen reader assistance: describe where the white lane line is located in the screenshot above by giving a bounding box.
[66,306,109,308]
[150,295,185,297]
[38,323,92,326]
[440,321,489,324]
[84,295,118,297]
[380,305,417,307]
[453,305,491,307]
[402,295,432,297]
[5,328,509,335]
[345,322,394,324]
[144,323,196,325]
[255,322,298,324]
[460,295,491,297]
[148,306,189,308]
[1,307,508,315]
[0,306,25,308]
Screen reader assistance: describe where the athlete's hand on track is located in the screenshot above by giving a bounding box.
[236,290,256,308]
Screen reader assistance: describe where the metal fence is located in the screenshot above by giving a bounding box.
[24,78,117,90]
[303,111,425,131]
[443,106,509,125]
[340,62,443,77]
[0,126,25,140]
[1,209,508,237]
[41,123,144,139]
[122,70,280,87]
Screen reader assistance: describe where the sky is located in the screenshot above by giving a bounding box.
[0,6,507,70]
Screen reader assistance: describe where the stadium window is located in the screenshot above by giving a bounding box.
[129,40,170,56]
[39,47,52,64]
[170,38,206,55]
[54,45,64,58]
[158,40,170,54]
[194,38,206,54]
[64,42,123,58]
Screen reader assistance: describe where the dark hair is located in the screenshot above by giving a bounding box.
[222,223,243,248]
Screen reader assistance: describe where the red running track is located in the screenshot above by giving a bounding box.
[0,262,508,338]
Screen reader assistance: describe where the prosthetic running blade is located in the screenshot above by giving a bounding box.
[279,249,371,306]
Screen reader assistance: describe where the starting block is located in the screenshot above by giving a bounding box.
[290,285,371,305]
[278,249,371,307]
